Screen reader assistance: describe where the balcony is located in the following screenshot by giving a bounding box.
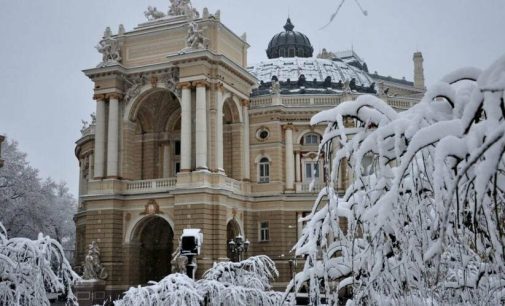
[296,182,326,193]
[125,178,177,194]
[85,174,247,197]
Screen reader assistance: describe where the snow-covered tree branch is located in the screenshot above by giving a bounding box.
[288,54,505,305]
[0,139,77,250]
[0,221,80,305]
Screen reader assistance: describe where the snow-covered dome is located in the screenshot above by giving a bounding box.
[250,57,373,85]
[266,18,313,59]
[250,17,376,97]
[248,57,376,96]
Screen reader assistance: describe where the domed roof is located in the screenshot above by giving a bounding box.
[248,57,376,96]
[266,18,313,59]
[250,57,373,86]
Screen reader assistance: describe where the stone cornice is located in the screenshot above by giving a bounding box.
[84,62,178,80]
[167,49,257,87]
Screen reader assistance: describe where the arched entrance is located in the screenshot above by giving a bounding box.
[226,219,241,261]
[132,216,174,284]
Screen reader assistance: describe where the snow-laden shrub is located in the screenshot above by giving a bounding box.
[0,222,79,305]
[114,255,285,306]
[286,54,505,305]
[115,273,203,306]
[199,255,284,305]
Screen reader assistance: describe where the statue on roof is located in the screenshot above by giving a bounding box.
[169,0,200,19]
[144,6,166,21]
[271,80,281,95]
[317,48,337,60]
[96,27,122,67]
[185,21,208,50]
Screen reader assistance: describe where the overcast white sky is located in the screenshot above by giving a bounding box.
[1,0,504,196]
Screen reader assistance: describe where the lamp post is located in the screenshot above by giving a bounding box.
[228,235,250,262]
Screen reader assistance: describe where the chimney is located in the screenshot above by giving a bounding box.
[413,52,425,89]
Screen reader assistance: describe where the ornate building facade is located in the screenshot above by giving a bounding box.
[74,1,424,294]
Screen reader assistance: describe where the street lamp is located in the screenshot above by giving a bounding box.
[228,235,250,262]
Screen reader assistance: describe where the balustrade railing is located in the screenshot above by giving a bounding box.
[125,177,177,194]
[298,182,326,193]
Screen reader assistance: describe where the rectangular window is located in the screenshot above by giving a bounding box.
[259,162,270,183]
[175,162,181,174]
[175,141,181,156]
[305,162,320,179]
[259,221,269,241]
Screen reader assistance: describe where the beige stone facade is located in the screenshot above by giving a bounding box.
[75,8,424,293]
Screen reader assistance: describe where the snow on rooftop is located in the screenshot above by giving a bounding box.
[248,57,373,87]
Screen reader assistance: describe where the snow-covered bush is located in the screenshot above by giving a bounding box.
[114,255,285,306]
[199,255,284,305]
[287,54,505,305]
[0,221,80,305]
[115,273,203,306]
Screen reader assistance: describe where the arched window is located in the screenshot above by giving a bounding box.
[303,133,320,145]
[258,157,270,183]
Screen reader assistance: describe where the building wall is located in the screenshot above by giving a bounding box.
[75,15,422,293]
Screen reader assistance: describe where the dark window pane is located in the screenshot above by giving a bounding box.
[175,141,181,156]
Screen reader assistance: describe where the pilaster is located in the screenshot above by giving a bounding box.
[283,124,295,191]
[93,94,107,179]
[216,84,225,174]
[241,99,250,181]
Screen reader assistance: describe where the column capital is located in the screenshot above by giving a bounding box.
[177,82,192,90]
[93,94,106,101]
[282,123,296,131]
[106,92,123,101]
[192,80,210,88]
[241,99,250,107]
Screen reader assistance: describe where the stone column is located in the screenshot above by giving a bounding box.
[295,150,301,182]
[242,100,250,180]
[88,153,94,179]
[284,126,295,190]
[216,86,224,173]
[195,81,208,170]
[93,94,106,179]
[78,158,85,195]
[163,143,170,178]
[180,83,192,172]
[106,93,121,178]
